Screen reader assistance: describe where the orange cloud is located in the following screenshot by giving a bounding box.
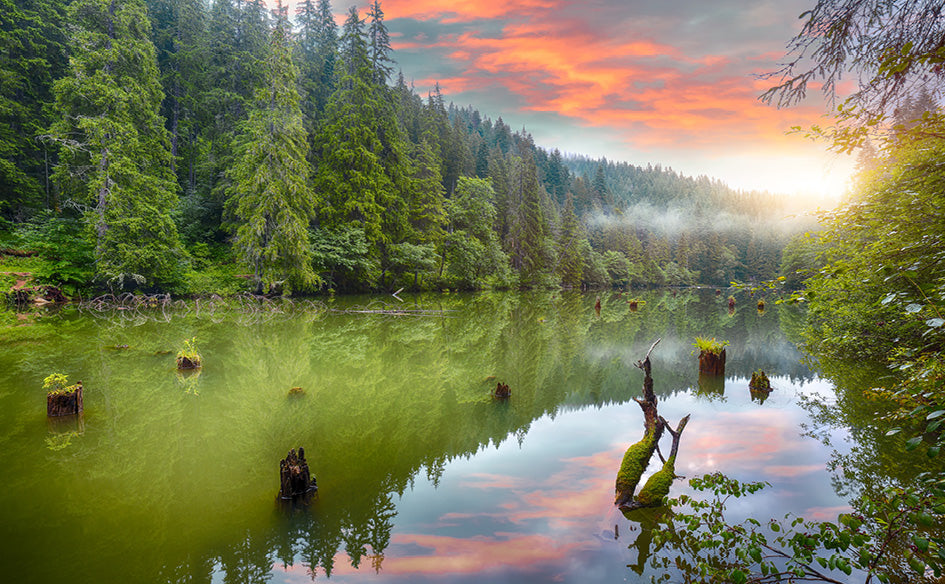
[388,1,827,154]
[381,0,556,23]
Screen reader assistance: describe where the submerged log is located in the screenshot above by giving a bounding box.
[47,381,83,417]
[698,348,726,376]
[278,447,318,501]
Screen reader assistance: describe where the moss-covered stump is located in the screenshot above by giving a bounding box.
[47,381,83,417]
[698,348,726,376]
[278,447,318,501]
[757,299,766,311]
[493,382,510,399]
[288,386,305,397]
[749,370,771,392]
[595,296,601,315]
[727,296,736,309]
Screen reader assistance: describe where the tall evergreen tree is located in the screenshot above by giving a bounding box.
[366,0,393,85]
[50,0,183,287]
[225,0,317,294]
[0,0,69,216]
[556,192,584,287]
[509,153,548,286]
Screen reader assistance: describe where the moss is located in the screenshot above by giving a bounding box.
[615,429,658,501]
[749,370,771,392]
[634,455,676,507]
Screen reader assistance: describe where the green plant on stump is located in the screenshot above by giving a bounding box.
[693,337,728,355]
[43,373,79,395]
[176,337,202,370]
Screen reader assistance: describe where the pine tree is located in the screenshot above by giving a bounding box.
[312,6,392,249]
[50,0,183,287]
[556,192,584,286]
[0,0,69,216]
[366,0,393,85]
[509,153,548,286]
[225,0,317,294]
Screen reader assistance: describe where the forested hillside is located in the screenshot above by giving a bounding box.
[0,0,801,295]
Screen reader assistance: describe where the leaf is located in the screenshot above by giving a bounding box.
[730,569,747,584]
[928,410,945,420]
[906,303,923,314]
[927,318,945,328]
[905,436,922,451]
[886,427,902,436]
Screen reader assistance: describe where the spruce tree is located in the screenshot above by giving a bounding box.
[50,0,183,288]
[225,0,317,294]
[556,193,584,287]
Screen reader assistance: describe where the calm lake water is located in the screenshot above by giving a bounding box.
[0,290,854,583]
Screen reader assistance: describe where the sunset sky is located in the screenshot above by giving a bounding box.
[321,0,856,199]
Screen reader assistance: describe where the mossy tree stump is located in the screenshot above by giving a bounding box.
[278,447,318,501]
[47,381,83,417]
[749,370,771,392]
[493,382,510,399]
[698,348,726,376]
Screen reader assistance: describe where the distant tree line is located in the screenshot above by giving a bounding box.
[0,0,798,294]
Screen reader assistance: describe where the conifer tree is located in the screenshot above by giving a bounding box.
[50,0,183,287]
[556,193,585,286]
[366,0,393,85]
[509,153,548,286]
[0,0,69,215]
[225,0,317,294]
[312,7,392,250]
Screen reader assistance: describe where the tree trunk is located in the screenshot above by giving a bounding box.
[698,348,726,375]
[278,447,318,501]
[47,382,83,417]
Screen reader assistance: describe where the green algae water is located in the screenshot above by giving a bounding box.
[0,290,871,582]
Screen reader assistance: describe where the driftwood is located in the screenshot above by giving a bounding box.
[616,339,691,510]
[47,382,83,417]
[278,447,318,501]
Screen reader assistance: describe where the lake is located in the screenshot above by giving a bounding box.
[0,290,856,583]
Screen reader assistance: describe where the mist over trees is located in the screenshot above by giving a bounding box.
[0,0,804,294]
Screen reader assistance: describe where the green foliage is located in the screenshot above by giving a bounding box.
[43,372,78,395]
[652,472,945,584]
[50,0,184,289]
[693,336,728,355]
[224,6,317,295]
[176,337,201,367]
[13,212,94,291]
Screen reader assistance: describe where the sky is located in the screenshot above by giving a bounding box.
[316,0,857,200]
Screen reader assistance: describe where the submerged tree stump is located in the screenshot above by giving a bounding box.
[177,356,200,370]
[47,381,83,417]
[698,349,726,376]
[727,296,736,309]
[595,296,601,315]
[493,382,511,399]
[278,447,318,501]
[749,370,771,393]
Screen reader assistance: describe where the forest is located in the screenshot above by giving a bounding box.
[0,0,798,296]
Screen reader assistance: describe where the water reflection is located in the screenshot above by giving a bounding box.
[0,290,828,583]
